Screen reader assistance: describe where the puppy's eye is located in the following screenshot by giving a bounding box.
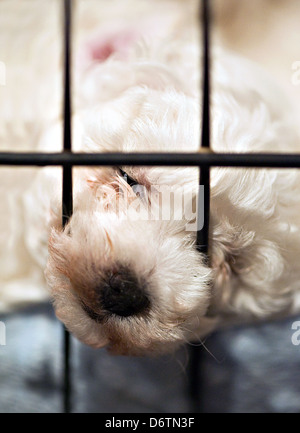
[119,168,138,187]
[118,168,147,201]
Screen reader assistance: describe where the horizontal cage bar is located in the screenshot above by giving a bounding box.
[0,152,300,168]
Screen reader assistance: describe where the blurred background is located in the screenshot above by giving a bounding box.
[1,303,300,412]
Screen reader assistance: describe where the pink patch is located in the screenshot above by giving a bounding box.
[91,42,115,62]
[85,28,141,64]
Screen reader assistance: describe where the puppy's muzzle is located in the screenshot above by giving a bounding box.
[82,268,150,320]
[102,270,150,317]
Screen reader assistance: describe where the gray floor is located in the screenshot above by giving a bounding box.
[0,303,300,413]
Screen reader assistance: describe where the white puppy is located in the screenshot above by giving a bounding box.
[1,0,300,356]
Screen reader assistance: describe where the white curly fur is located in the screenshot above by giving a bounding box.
[1,0,300,355]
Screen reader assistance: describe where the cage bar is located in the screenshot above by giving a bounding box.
[1,151,300,168]
[62,0,73,414]
[188,0,212,413]
[197,0,211,256]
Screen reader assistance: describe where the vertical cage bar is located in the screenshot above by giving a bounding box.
[188,0,211,413]
[62,0,73,414]
[197,0,211,256]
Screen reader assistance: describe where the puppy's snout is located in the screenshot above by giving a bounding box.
[101,270,150,317]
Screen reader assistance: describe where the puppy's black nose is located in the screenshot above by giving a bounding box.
[101,270,150,317]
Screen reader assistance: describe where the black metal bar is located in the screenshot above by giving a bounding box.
[188,0,211,414]
[62,0,73,415]
[63,0,72,155]
[197,0,211,255]
[200,0,211,148]
[1,151,300,168]
[63,328,71,414]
